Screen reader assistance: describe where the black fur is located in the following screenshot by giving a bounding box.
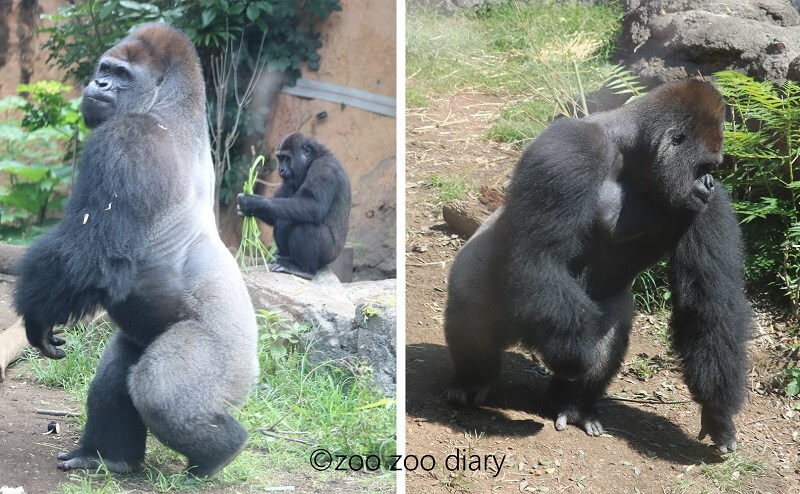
[236,132,351,278]
[444,79,751,453]
[14,24,258,476]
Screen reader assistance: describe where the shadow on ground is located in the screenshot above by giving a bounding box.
[407,342,726,465]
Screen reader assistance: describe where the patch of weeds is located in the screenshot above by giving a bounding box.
[58,468,121,494]
[256,309,309,369]
[626,353,662,381]
[422,174,475,203]
[362,304,382,322]
[633,261,671,313]
[700,453,766,491]
[23,319,113,398]
[242,348,396,469]
[785,364,800,397]
[406,86,430,109]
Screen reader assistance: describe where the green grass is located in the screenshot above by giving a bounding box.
[407,0,624,146]
[700,453,766,491]
[22,313,395,492]
[422,174,476,203]
[626,353,662,381]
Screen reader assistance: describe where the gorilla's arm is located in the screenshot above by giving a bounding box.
[14,116,181,358]
[668,188,751,453]
[239,163,339,225]
[501,119,614,379]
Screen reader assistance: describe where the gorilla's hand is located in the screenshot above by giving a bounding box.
[698,406,737,454]
[236,193,257,217]
[24,318,66,360]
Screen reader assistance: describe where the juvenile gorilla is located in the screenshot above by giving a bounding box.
[236,133,351,279]
[445,79,752,454]
[14,24,258,476]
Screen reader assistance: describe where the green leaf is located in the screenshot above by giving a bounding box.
[787,380,800,397]
[201,9,216,28]
[246,4,259,21]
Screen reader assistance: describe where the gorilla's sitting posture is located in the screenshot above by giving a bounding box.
[444,79,752,454]
[14,24,258,476]
[236,133,351,279]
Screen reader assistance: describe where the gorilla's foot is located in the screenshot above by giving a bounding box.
[445,384,490,406]
[554,406,604,437]
[268,261,315,280]
[698,408,738,455]
[57,448,138,473]
[186,443,247,479]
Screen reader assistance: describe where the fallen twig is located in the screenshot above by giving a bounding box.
[601,396,691,405]
[256,428,314,446]
[36,409,80,417]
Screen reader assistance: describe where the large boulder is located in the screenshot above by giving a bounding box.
[617,0,800,85]
[243,268,396,395]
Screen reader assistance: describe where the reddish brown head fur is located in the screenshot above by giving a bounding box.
[652,79,725,153]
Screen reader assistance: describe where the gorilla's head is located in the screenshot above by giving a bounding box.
[275,132,329,189]
[81,23,205,129]
[634,79,725,215]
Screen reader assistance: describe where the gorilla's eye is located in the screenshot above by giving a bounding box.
[671,133,686,146]
[301,143,313,155]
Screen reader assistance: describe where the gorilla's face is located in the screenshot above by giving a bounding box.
[275,134,317,188]
[631,104,724,217]
[81,51,161,128]
[655,122,722,214]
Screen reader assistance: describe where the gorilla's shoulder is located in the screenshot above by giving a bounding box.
[514,117,613,186]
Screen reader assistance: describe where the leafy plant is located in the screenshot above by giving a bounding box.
[0,81,82,237]
[255,309,309,371]
[235,155,274,270]
[43,0,341,84]
[786,365,800,397]
[715,70,800,315]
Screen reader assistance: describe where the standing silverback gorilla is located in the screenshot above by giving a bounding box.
[444,79,752,454]
[236,133,351,279]
[14,24,258,477]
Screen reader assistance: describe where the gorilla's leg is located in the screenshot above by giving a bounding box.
[445,318,503,406]
[129,322,248,478]
[58,333,146,472]
[444,211,508,405]
[276,223,336,279]
[548,290,632,436]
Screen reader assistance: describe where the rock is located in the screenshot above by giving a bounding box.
[617,0,800,85]
[243,267,396,395]
[442,186,504,237]
[349,156,396,281]
[443,200,491,237]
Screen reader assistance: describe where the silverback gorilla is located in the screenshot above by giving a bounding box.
[444,79,752,454]
[14,24,258,476]
[236,133,351,279]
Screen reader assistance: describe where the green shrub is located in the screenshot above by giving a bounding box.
[715,71,800,315]
[0,81,82,240]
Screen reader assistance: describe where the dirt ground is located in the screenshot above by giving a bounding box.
[0,273,388,494]
[404,93,800,493]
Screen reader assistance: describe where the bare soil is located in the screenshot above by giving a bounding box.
[404,93,800,493]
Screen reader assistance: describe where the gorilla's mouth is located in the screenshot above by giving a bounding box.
[85,95,112,105]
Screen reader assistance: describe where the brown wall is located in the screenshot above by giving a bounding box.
[0,0,68,97]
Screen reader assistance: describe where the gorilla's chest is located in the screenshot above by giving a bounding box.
[577,228,677,300]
